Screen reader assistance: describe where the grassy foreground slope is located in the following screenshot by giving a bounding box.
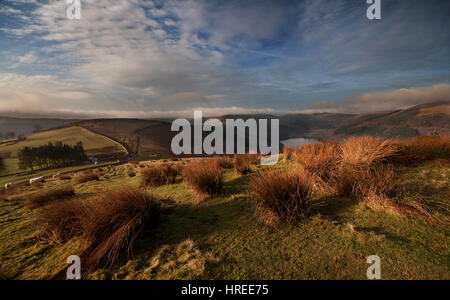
[0,157,448,280]
[0,126,127,176]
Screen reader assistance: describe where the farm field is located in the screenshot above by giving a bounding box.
[0,139,448,280]
[0,126,127,177]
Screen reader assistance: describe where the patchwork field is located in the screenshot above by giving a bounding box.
[0,137,448,280]
[0,126,127,178]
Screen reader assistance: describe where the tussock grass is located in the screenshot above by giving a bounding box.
[35,199,83,245]
[59,174,72,181]
[212,156,234,169]
[233,154,258,175]
[294,142,341,192]
[74,170,99,184]
[249,168,318,228]
[182,161,223,203]
[35,187,162,273]
[284,137,436,220]
[283,146,296,161]
[335,165,435,221]
[336,165,395,200]
[340,136,401,168]
[234,154,251,175]
[141,164,179,187]
[80,188,161,270]
[26,186,75,209]
[399,136,450,163]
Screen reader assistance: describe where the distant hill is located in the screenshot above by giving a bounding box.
[332,101,450,138]
[1,102,447,162]
[0,117,78,139]
[70,119,175,158]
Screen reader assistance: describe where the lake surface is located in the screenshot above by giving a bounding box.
[281,138,319,147]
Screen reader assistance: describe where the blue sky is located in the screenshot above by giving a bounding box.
[0,0,449,118]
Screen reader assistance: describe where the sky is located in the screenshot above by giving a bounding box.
[0,0,449,118]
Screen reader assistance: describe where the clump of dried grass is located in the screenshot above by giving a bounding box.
[35,199,83,245]
[74,170,99,184]
[141,164,179,187]
[80,188,162,269]
[212,156,234,169]
[283,146,297,161]
[182,161,223,203]
[233,154,258,175]
[398,136,450,164]
[294,142,341,192]
[340,136,401,168]
[26,186,76,209]
[249,168,318,228]
[334,164,435,221]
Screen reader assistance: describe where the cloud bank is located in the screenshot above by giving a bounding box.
[312,84,450,113]
[0,0,449,117]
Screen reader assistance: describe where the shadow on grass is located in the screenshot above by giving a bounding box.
[357,227,410,244]
[316,194,357,223]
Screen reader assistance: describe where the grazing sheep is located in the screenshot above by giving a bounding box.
[30,177,45,185]
[4,183,14,189]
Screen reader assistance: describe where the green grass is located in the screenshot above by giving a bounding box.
[0,160,448,280]
[0,126,127,176]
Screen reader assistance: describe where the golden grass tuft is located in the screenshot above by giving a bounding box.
[249,168,318,228]
[80,188,162,270]
[211,156,234,169]
[26,186,76,209]
[398,136,450,163]
[74,170,99,184]
[294,142,341,192]
[35,199,83,245]
[182,160,223,203]
[141,164,179,187]
[233,154,258,175]
[283,146,297,161]
[340,136,401,168]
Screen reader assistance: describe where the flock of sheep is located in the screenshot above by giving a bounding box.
[4,173,61,190]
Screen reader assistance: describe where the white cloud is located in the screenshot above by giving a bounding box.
[10,52,37,68]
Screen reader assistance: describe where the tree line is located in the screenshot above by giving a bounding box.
[18,142,88,171]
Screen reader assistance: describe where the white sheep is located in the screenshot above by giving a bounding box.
[4,183,14,189]
[29,177,45,185]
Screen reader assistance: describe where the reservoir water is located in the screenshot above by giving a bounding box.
[281,138,319,147]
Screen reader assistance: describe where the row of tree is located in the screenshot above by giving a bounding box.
[18,142,88,171]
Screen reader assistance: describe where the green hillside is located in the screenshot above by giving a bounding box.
[0,126,127,176]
